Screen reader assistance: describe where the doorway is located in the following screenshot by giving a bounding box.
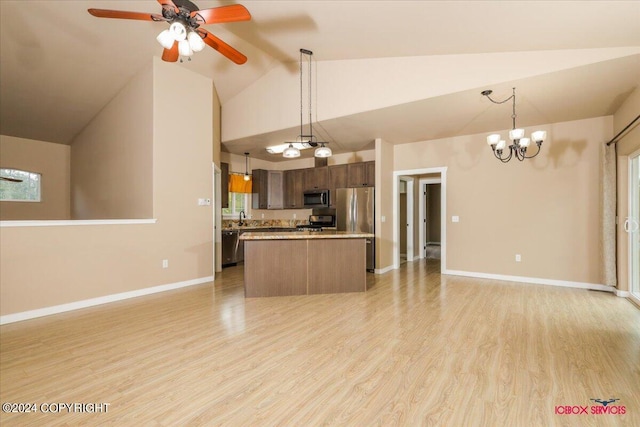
[393,167,447,270]
[422,181,442,260]
[399,177,414,264]
[628,150,640,303]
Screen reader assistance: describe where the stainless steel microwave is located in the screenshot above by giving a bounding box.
[303,189,330,208]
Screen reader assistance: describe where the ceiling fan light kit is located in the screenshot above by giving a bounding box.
[88,0,250,64]
[481,88,546,163]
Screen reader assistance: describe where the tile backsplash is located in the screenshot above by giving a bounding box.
[222,219,306,229]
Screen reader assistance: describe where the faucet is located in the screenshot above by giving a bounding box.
[238,210,246,227]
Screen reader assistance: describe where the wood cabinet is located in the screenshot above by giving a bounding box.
[283,169,305,209]
[304,166,329,190]
[252,169,283,210]
[251,161,374,210]
[243,237,367,297]
[328,164,348,207]
[221,162,229,208]
[347,161,375,187]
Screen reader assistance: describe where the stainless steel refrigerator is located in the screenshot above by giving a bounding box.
[336,188,375,272]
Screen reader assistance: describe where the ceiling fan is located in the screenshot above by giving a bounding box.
[88,0,250,64]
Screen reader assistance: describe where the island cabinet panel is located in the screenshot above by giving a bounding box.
[307,239,366,294]
[242,233,370,297]
[304,166,329,190]
[244,240,307,297]
[283,169,305,209]
[328,164,348,207]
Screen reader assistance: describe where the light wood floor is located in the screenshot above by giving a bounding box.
[1,260,639,426]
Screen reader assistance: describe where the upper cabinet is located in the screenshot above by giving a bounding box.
[251,161,374,210]
[284,169,305,209]
[221,162,229,208]
[304,166,329,191]
[347,161,375,187]
[252,169,283,210]
[328,164,348,207]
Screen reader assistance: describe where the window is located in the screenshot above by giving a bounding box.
[222,192,250,218]
[0,168,41,202]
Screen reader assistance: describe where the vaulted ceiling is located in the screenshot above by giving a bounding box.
[1,1,639,161]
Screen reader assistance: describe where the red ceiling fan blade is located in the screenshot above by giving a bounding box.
[192,4,251,24]
[157,0,179,14]
[161,42,179,62]
[198,29,247,64]
[88,8,163,21]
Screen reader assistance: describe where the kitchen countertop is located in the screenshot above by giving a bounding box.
[222,226,298,232]
[240,231,374,240]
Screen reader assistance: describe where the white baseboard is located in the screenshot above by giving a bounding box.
[443,269,615,293]
[0,276,214,325]
[375,265,395,274]
[614,289,630,297]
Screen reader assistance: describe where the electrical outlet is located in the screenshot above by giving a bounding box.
[293,213,297,219]
[162,259,169,268]
[515,254,521,262]
[452,216,460,223]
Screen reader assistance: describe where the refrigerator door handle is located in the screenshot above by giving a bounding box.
[350,191,357,231]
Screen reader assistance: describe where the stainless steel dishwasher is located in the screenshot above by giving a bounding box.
[222,229,239,267]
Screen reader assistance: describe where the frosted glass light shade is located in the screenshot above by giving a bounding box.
[496,140,507,150]
[487,134,501,146]
[283,144,301,158]
[156,29,174,49]
[243,173,250,181]
[169,22,187,41]
[532,130,547,143]
[178,39,193,57]
[509,128,525,140]
[188,31,205,52]
[314,145,332,158]
[266,142,311,154]
[519,138,531,148]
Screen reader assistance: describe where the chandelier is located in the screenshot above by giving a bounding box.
[271,49,331,158]
[482,87,546,163]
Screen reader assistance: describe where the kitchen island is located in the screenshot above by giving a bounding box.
[240,231,374,297]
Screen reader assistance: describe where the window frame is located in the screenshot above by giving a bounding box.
[0,168,42,203]
[222,192,252,219]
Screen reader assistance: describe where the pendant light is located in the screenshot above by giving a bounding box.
[243,152,250,181]
[315,143,331,158]
[270,49,331,158]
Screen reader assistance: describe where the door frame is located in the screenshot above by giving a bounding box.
[399,176,414,262]
[419,177,442,259]
[628,148,640,305]
[213,163,222,276]
[393,167,447,270]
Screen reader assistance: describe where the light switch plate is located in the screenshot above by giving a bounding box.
[452,216,460,223]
